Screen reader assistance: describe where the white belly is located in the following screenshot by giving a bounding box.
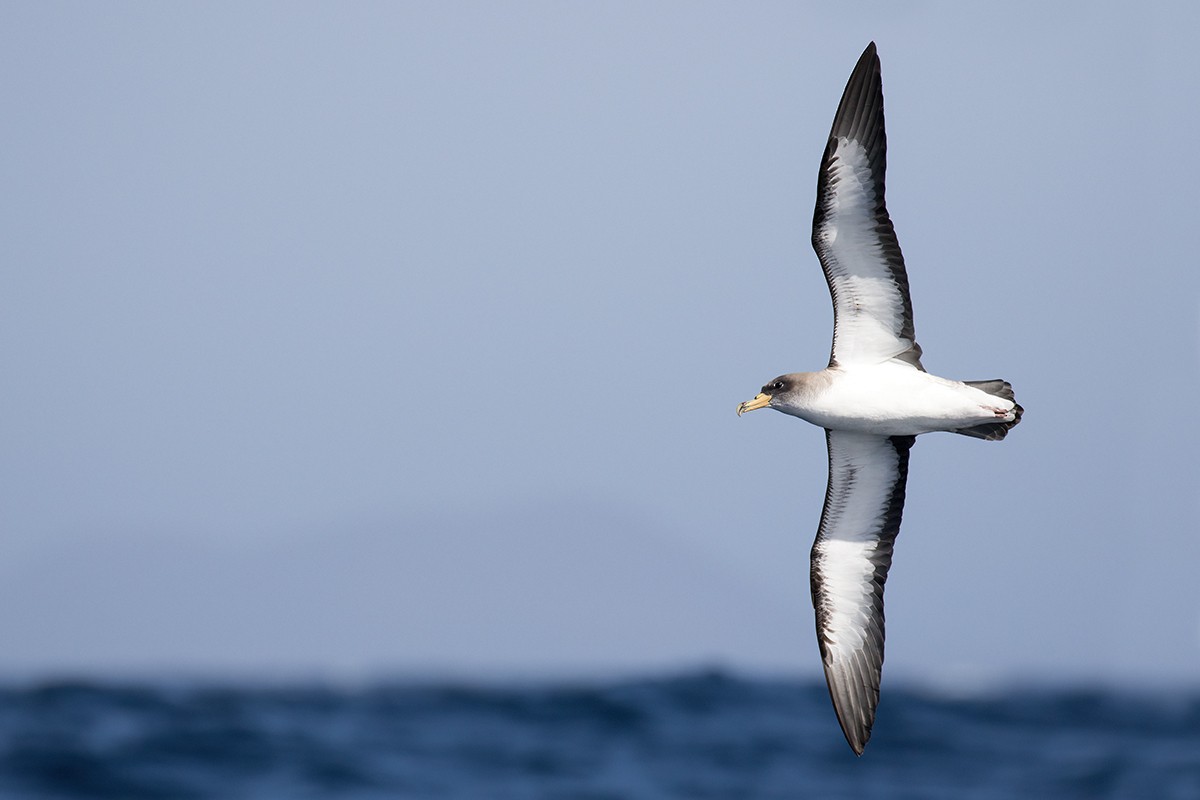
[790,363,1013,435]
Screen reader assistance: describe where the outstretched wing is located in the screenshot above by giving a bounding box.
[811,430,914,755]
[811,42,923,370]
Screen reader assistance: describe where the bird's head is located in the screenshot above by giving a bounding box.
[736,374,804,416]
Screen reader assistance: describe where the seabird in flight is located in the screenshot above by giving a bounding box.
[736,42,1022,755]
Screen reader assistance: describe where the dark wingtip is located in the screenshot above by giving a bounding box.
[857,42,878,69]
[823,659,880,756]
[825,40,885,154]
[839,711,871,756]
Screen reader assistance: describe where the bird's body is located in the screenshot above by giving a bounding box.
[759,364,1018,437]
[736,42,1021,755]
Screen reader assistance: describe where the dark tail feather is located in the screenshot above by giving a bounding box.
[954,380,1023,441]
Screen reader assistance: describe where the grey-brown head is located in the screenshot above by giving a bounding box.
[736,373,806,416]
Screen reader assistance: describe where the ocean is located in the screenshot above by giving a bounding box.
[1,670,1197,799]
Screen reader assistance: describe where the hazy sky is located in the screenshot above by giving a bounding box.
[2,3,1198,685]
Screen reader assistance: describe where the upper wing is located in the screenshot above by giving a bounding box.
[811,42,923,370]
[811,429,914,755]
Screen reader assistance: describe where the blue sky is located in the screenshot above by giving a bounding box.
[2,3,1197,685]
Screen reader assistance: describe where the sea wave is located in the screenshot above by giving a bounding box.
[1,670,1197,799]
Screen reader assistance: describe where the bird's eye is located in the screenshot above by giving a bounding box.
[772,381,785,390]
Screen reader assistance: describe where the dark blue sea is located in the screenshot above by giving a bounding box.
[2,670,1197,799]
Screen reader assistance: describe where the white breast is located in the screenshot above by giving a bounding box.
[786,363,1011,435]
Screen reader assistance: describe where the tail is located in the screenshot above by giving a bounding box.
[954,379,1023,441]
